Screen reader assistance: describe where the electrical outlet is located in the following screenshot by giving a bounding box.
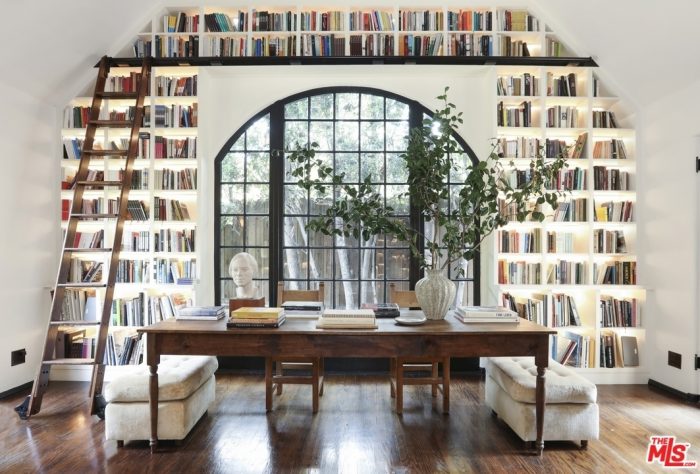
[11,349,26,366]
[668,351,682,369]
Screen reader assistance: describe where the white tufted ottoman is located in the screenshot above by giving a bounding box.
[485,357,599,448]
[104,355,218,446]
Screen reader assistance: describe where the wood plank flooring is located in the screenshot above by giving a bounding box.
[1,374,698,473]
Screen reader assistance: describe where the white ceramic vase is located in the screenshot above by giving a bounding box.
[414,268,456,320]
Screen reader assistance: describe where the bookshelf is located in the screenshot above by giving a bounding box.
[60,64,199,371]
[118,6,585,59]
[494,64,643,383]
[57,4,638,383]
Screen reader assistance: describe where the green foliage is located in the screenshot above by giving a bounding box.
[284,88,567,276]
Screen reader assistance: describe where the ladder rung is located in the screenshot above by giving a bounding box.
[71,213,119,219]
[75,181,123,187]
[82,149,128,157]
[49,321,101,327]
[88,120,134,128]
[64,248,113,253]
[96,91,138,99]
[45,358,96,366]
[56,283,108,289]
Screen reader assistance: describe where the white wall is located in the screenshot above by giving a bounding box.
[0,86,57,394]
[196,65,494,305]
[639,80,700,395]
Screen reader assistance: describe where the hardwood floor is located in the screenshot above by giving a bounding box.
[1,374,698,473]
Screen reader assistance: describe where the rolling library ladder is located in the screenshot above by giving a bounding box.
[15,56,152,420]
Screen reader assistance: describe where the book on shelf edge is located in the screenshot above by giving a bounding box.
[360,302,400,318]
[281,301,324,312]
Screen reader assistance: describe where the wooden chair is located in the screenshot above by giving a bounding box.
[388,283,450,414]
[265,282,325,413]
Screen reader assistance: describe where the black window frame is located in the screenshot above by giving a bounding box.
[215,86,481,307]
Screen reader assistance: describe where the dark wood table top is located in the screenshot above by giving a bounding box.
[139,313,556,337]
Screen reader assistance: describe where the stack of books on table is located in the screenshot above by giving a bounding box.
[280,301,324,318]
[360,302,400,318]
[453,306,520,324]
[227,307,286,328]
[316,309,377,329]
[175,305,227,321]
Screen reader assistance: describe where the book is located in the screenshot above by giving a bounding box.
[281,300,324,316]
[455,305,518,319]
[227,316,286,328]
[621,336,639,367]
[231,307,285,319]
[176,305,226,320]
[322,309,375,319]
[361,302,400,318]
[453,312,520,324]
[316,318,377,329]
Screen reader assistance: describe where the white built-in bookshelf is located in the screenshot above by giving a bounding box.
[60,65,199,371]
[121,6,568,58]
[494,65,643,383]
[57,4,641,383]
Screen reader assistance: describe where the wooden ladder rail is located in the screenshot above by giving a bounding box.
[15,55,152,420]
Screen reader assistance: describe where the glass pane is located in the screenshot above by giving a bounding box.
[310,121,334,150]
[285,98,308,119]
[246,152,269,182]
[229,135,245,151]
[386,153,408,182]
[361,248,382,279]
[360,281,383,306]
[221,184,244,214]
[284,185,308,214]
[386,185,409,214]
[361,153,384,181]
[335,280,359,309]
[283,216,306,247]
[336,153,359,183]
[283,248,308,279]
[335,248,358,279]
[310,248,333,278]
[386,121,408,151]
[386,98,409,120]
[221,216,244,246]
[386,249,410,279]
[221,153,244,182]
[386,217,410,247]
[310,94,333,119]
[285,121,309,148]
[361,94,384,120]
[220,247,241,278]
[221,280,236,302]
[249,248,269,278]
[336,93,359,119]
[246,184,269,213]
[247,115,270,150]
[335,122,359,151]
[310,185,332,215]
[310,228,333,247]
[245,216,269,246]
[454,280,474,307]
[360,121,384,151]
[450,152,470,181]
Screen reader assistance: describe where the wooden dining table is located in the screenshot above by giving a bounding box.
[139,314,555,454]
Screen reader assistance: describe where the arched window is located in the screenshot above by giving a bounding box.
[215,87,479,308]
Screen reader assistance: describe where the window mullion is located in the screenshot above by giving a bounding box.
[269,101,285,306]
